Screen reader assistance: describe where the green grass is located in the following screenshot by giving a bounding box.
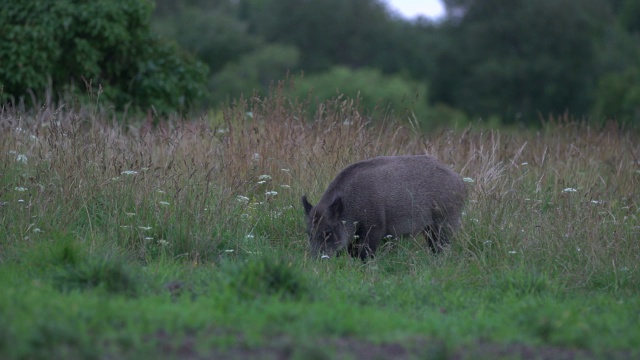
[2,240,639,359]
[1,92,639,358]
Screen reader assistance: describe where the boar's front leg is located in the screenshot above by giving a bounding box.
[348,226,383,260]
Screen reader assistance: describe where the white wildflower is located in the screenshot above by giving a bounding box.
[225,249,235,253]
[159,201,170,206]
[157,239,169,247]
[17,199,25,203]
[321,255,330,259]
[237,195,250,204]
[508,251,517,254]
[125,212,136,217]
[463,177,475,183]
[257,181,266,185]
[15,187,27,192]
[280,184,291,189]
[33,228,43,233]
[591,200,603,205]
[563,188,577,193]
[16,154,27,163]
[258,174,272,180]
[246,112,254,119]
[521,162,528,166]
[138,226,152,231]
[245,234,255,239]
[252,153,260,162]
[157,190,166,194]
[121,170,138,175]
[144,237,153,240]
[265,191,278,196]
[280,168,291,172]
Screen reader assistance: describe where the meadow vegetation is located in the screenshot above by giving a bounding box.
[1,87,639,358]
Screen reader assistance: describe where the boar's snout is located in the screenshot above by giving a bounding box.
[308,229,342,259]
[302,195,347,259]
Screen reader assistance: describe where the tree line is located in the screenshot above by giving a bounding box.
[2,0,639,127]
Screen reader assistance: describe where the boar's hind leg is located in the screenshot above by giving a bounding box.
[424,224,450,254]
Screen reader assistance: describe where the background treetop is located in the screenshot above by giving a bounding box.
[2,0,639,126]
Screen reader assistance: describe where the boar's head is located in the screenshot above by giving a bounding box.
[301,195,348,258]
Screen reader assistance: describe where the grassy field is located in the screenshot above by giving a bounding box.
[1,90,639,359]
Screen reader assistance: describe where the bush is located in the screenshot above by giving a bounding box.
[0,0,208,112]
[291,67,429,121]
[210,44,300,104]
[229,256,310,300]
[593,67,640,125]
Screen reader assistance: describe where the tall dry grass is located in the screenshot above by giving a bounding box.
[1,85,638,290]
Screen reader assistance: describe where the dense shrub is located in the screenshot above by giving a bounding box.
[292,66,429,120]
[229,256,310,300]
[593,68,640,124]
[210,44,299,104]
[0,0,207,112]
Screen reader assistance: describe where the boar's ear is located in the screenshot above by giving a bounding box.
[302,195,313,216]
[328,196,344,219]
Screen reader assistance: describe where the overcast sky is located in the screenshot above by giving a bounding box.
[384,0,444,19]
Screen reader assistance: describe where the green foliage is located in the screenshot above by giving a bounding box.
[239,0,395,72]
[211,44,300,104]
[618,0,640,33]
[229,256,310,300]
[292,67,429,120]
[18,234,142,297]
[435,0,610,122]
[593,67,640,124]
[0,0,207,112]
[54,257,139,296]
[492,270,558,298]
[152,4,262,75]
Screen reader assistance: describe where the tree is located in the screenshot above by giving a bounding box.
[210,44,300,104]
[0,0,208,112]
[151,2,262,76]
[238,0,397,72]
[435,0,612,123]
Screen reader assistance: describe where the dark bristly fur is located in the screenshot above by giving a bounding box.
[302,155,467,259]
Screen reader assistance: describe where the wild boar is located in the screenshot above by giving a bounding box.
[302,155,466,259]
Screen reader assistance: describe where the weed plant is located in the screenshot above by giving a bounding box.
[1,85,639,358]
